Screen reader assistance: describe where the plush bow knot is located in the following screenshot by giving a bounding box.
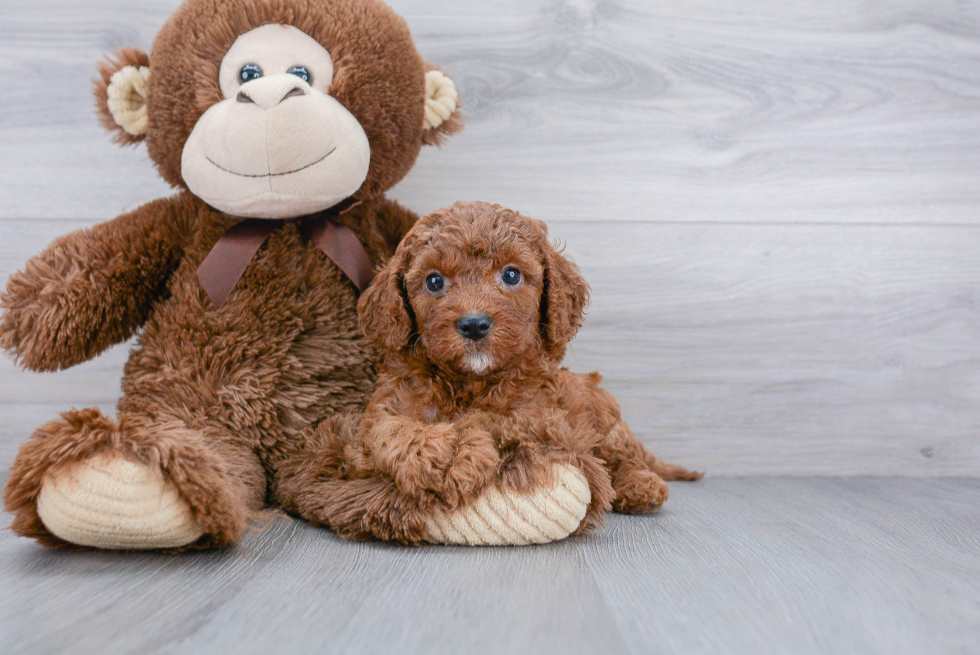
[196,203,375,309]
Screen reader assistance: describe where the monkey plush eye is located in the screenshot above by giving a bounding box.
[239,64,263,83]
[425,272,446,294]
[500,267,523,287]
[288,66,312,83]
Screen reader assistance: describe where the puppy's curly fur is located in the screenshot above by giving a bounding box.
[277,201,702,544]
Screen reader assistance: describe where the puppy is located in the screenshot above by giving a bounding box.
[277,201,701,544]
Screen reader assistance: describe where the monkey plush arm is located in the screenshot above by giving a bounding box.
[0,197,188,371]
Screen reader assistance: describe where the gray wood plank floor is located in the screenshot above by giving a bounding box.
[2,477,978,655]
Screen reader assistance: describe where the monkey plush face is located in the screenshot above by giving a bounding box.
[181,24,371,218]
[94,0,462,220]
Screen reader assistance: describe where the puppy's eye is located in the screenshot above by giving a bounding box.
[288,66,311,83]
[425,272,445,294]
[239,64,263,83]
[501,267,522,287]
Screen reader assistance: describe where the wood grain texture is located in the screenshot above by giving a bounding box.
[559,221,980,475]
[1,0,979,222]
[2,220,978,474]
[1,477,978,655]
[2,0,980,475]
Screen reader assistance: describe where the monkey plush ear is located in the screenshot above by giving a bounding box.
[421,67,463,146]
[93,48,151,145]
[357,247,415,352]
[539,228,591,361]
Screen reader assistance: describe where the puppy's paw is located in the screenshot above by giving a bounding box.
[380,424,499,504]
[437,427,501,506]
[611,466,669,514]
[356,491,431,546]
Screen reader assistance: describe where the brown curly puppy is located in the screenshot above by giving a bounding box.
[277,201,702,544]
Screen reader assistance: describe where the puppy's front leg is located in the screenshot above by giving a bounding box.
[364,414,501,509]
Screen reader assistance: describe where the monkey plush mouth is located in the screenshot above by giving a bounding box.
[206,147,336,178]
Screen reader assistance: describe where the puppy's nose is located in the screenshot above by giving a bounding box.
[456,313,493,341]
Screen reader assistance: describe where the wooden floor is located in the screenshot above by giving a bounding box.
[2,477,978,655]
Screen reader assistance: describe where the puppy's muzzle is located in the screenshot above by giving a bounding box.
[456,313,492,341]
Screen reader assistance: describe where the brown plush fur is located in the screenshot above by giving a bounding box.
[2,0,460,550]
[276,202,702,545]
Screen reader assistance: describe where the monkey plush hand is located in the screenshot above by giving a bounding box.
[0,0,482,551]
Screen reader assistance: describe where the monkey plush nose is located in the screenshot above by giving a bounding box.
[457,313,493,341]
[236,75,309,110]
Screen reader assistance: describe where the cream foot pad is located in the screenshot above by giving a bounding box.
[424,463,591,546]
[36,453,203,550]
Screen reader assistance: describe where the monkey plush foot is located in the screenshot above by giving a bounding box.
[36,453,203,550]
[423,463,591,546]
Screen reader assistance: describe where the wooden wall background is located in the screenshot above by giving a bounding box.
[1,0,978,476]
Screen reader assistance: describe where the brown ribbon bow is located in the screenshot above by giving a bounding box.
[196,203,376,309]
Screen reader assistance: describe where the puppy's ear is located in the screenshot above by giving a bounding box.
[421,65,463,147]
[358,247,414,351]
[94,48,151,145]
[539,225,590,360]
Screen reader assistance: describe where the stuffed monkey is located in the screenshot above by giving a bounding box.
[2,0,464,550]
